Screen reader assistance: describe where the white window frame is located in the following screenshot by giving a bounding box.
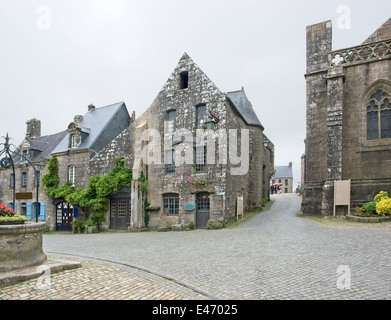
[71,134,78,149]
[68,166,76,185]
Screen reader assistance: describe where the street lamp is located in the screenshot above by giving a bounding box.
[0,133,45,223]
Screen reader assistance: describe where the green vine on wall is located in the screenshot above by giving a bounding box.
[42,157,132,229]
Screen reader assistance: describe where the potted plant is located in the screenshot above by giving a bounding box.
[0,204,28,225]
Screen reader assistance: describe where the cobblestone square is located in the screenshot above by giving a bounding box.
[1,194,391,300]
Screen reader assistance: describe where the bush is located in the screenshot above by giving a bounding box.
[374,191,389,203]
[376,198,391,215]
[363,201,377,215]
[0,215,28,223]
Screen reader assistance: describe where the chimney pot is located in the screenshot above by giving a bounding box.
[26,118,41,139]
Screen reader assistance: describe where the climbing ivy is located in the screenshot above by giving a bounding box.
[42,157,132,229]
[41,156,60,191]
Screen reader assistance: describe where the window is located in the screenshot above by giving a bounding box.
[163,193,179,215]
[194,146,207,172]
[180,71,188,89]
[68,166,76,185]
[165,149,175,174]
[10,173,14,187]
[196,104,207,129]
[21,202,27,216]
[367,89,391,140]
[22,172,27,186]
[285,179,288,185]
[23,150,28,163]
[35,171,40,187]
[71,134,78,148]
[167,109,176,132]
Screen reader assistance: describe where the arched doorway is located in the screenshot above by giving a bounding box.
[56,201,73,231]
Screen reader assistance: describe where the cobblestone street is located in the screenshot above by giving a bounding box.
[1,194,391,300]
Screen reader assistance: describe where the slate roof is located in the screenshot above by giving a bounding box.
[52,102,127,154]
[226,88,264,129]
[274,166,293,178]
[13,130,67,165]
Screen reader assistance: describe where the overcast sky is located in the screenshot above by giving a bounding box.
[1,0,390,185]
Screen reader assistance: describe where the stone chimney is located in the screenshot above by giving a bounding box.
[74,115,83,124]
[131,111,136,122]
[88,104,95,112]
[289,162,292,168]
[26,118,41,139]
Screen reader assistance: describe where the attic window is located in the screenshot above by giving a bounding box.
[180,71,189,89]
[71,134,78,149]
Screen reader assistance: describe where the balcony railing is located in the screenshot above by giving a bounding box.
[329,38,391,67]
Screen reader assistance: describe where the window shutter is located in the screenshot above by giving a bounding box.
[26,202,32,219]
[74,207,79,218]
[15,203,17,214]
[40,202,46,221]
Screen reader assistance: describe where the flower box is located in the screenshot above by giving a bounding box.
[0,220,25,225]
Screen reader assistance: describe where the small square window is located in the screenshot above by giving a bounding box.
[180,71,188,89]
[163,193,179,215]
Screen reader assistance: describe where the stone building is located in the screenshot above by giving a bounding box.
[50,102,134,231]
[0,103,135,231]
[301,18,391,215]
[271,163,293,193]
[131,53,274,229]
[1,53,273,231]
[0,119,67,224]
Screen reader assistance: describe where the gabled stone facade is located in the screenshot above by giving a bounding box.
[131,53,274,229]
[302,18,391,215]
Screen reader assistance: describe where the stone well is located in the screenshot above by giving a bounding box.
[0,222,47,272]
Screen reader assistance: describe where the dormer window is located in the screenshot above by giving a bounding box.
[180,71,189,89]
[22,150,28,163]
[71,134,78,149]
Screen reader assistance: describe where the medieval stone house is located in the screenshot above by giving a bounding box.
[131,53,274,229]
[0,103,134,231]
[301,18,391,215]
[1,53,273,231]
[50,102,134,231]
[0,119,66,224]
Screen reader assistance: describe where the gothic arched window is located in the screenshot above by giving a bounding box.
[367,89,391,140]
